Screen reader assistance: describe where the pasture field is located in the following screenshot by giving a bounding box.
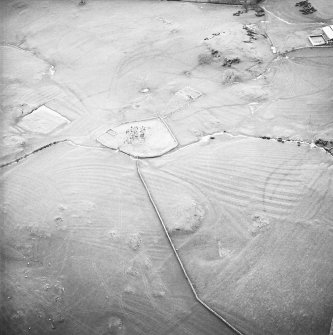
[1,0,332,334]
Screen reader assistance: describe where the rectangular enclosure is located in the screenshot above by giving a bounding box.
[308,35,326,46]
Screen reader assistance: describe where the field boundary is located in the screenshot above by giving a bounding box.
[136,159,245,335]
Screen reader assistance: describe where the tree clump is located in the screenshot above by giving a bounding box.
[198,48,241,72]
[295,1,317,15]
[222,57,241,67]
[124,126,146,145]
[314,139,333,154]
[243,25,259,43]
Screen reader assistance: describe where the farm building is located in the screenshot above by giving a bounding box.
[322,26,333,43]
[308,25,333,46]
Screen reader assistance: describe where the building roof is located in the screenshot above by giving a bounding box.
[308,35,326,46]
[322,26,333,40]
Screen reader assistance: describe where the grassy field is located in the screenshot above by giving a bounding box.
[1,0,332,334]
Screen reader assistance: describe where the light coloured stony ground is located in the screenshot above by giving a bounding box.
[1,1,332,334]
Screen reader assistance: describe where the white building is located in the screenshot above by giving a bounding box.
[322,25,333,44]
[308,25,333,46]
